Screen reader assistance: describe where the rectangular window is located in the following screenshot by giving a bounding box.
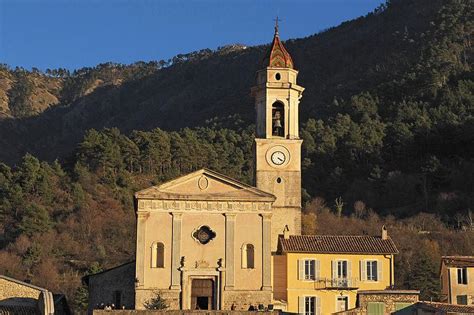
[305,297,315,315]
[456,295,468,305]
[457,268,468,284]
[366,260,378,281]
[336,296,348,312]
[337,260,348,278]
[304,260,315,280]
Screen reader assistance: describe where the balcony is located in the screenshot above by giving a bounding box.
[311,278,359,289]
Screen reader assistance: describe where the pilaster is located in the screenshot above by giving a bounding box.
[170,212,183,290]
[261,213,272,290]
[224,213,236,290]
[135,212,149,287]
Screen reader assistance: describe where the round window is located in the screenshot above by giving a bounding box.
[275,73,281,80]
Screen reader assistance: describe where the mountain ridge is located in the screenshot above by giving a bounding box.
[2,0,470,164]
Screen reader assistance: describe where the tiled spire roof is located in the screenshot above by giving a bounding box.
[262,20,294,69]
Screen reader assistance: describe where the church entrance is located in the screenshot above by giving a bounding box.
[191,279,215,310]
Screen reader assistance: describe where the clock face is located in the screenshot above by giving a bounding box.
[271,151,286,165]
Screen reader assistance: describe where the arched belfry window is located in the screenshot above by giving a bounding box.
[151,242,164,268]
[241,243,255,269]
[272,102,285,137]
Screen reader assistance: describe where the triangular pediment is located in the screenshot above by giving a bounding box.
[135,168,275,202]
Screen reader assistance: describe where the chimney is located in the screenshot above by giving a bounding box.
[382,225,388,240]
[283,225,290,239]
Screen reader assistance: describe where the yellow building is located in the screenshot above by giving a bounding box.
[274,227,398,314]
[440,256,474,305]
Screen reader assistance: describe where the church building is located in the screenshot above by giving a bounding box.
[84,23,400,315]
[132,23,304,311]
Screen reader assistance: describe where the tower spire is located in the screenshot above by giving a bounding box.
[274,16,281,35]
[261,17,294,69]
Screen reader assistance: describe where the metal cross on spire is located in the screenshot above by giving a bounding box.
[273,16,282,34]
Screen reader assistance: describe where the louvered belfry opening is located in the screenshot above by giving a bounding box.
[191,279,215,310]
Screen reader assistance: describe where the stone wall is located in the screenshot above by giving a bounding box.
[0,276,56,315]
[0,278,41,305]
[222,291,272,311]
[135,289,180,311]
[86,262,135,314]
[357,291,419,314]
[94,311,276,315]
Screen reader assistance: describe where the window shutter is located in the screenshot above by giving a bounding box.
[315,296,321,315]
[377,260,382,281]
[332,260,337,279]
[298,259,305,280]
[347,260,352,279]
[298,296,305,315]
[315,260,320,280]
[360,260,366,281]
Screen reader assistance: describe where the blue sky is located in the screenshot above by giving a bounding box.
[0,0,385,71]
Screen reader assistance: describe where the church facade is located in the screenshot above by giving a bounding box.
[134,169,275,310]
[133,24,304,311]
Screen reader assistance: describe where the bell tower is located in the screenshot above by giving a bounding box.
[251,21,304,251]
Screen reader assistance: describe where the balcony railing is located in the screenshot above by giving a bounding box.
[311,277,359,289]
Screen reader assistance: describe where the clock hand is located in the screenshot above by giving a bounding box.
[277,157,284,162]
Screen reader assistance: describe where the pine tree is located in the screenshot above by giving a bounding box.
[144,291,168,310]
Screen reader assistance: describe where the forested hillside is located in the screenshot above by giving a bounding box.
[0,0,473,312]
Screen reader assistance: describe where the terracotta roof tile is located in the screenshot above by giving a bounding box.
[441,256,474,268]
[279,235,398,254]
[416,301,474,313]
[262,27,294,69]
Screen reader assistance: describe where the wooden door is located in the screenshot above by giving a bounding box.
[191,279,214,310]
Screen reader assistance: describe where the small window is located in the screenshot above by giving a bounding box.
[276,177,282,183]
[336,296,348,312]
[299,259,320,281]
[246,244,254,269]
[456,295,468,305]
[457,267,468,284]
[304,260,316,280]
[241,243,254,269]
[305,297,315,315]
[366,260,378,281]
[275,73,281,80]
[298,296,320,315]
[151,242,164,268]
[337,260,348,278]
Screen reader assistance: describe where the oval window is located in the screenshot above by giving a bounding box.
[275,73,281,80]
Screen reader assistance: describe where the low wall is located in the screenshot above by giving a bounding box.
[94,311,277,315]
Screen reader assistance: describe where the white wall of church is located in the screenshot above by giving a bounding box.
[234,213,263,290]
[143,212,172,288]
[181,213,226,267]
